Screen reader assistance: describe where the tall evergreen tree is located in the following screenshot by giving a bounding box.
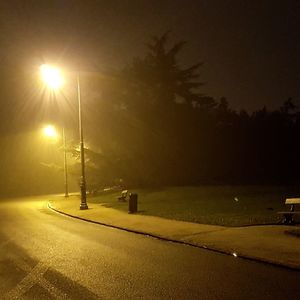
[124,32,215,111]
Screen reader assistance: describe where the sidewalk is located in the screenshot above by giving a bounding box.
[48,196,300,270]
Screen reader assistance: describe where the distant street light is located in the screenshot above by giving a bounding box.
[43,124,58,139]
[40,65,88,209]
[43,125,69,198]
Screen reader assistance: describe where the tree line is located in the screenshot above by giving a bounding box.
[67,33,300,190]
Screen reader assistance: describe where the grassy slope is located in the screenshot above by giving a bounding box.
[89,185,300,226]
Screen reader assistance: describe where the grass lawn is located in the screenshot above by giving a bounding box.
[89,185,300,226]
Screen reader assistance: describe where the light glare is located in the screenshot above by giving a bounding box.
[43,125,58,139]
[40,64,64,89]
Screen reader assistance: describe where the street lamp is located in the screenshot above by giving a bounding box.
[43,124,58,139]
[40,65,88,209]
[40,64,64,90]
[62,127,69,198]
[43,125,69,198]
[76,73,88,210]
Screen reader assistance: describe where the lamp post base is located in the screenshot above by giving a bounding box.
[79,178,88,210]
[80,202,88,210]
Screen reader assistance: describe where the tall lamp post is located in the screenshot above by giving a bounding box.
[43,125,69,197]
[77,73,88,210]
[40,65,88,209]
[62,127,69,198]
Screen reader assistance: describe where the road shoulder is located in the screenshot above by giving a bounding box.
[48,196,300,270]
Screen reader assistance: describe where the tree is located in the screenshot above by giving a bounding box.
[123,32,215,111]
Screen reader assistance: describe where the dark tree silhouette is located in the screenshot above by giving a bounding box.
[78,34,300,189]
[123,32,215,111]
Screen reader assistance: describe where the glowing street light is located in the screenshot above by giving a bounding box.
[40,65,88,209]
[43,124,58,139]
[40,64,64,90]
[42,125,69,198]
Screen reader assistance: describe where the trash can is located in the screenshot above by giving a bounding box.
[128,193,138,214]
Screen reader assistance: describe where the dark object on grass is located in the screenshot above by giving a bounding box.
[129,193,138,214]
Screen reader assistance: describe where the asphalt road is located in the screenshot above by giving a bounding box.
[0,196,299,300]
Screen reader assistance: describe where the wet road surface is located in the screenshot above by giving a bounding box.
[0,196,299,299]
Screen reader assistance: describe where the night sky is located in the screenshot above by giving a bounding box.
[0,0,299,111]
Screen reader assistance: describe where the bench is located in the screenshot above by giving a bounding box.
[117,190,128,202]
[278,198,300,224]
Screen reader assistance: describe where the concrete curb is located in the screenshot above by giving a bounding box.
[48,202,300,272]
